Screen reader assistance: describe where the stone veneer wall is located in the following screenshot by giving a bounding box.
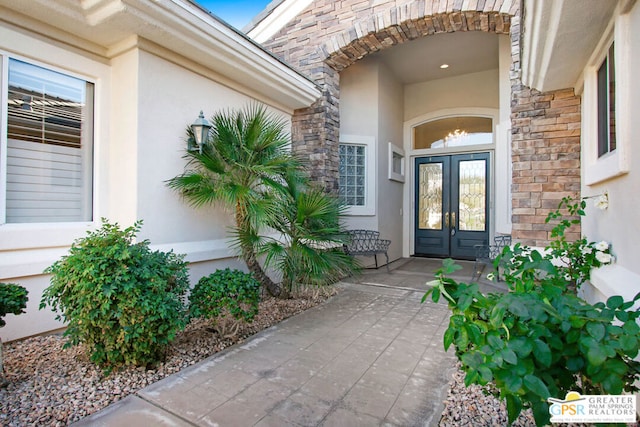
[511,87,582,246]
[259,0,581,246]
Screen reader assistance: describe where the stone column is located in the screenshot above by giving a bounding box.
[291,64,340,192]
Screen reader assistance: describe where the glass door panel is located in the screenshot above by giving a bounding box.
[458,159,486,232]
[414,157,450,257]
[418,163,443,230]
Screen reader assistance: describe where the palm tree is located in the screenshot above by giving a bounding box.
[254,168,360,296]
[167,104,296,297]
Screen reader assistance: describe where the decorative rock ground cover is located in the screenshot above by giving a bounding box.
[439,365,537,426]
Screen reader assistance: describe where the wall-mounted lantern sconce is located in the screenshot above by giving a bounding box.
[189,111,211,153]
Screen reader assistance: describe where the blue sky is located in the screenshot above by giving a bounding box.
[195,0,272,29]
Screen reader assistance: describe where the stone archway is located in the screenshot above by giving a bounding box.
[264,1,518,192]
[261,0,581,247]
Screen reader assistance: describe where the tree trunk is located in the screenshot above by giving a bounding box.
[243,246,282,297]
[235,206,283,298]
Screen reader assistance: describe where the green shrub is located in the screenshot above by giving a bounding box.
[40,219,190,371]
[189,269,260,336]
[0,283,28,328]
[1,282,28,385]
[424,198,640,426]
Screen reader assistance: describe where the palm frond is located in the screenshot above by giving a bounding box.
[165,173,223,208]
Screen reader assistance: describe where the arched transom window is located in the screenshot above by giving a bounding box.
[414,116,493,150]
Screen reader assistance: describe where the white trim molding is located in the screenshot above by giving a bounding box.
[0,236,239,280]
[521,0,618,92]
[246,0,314,43]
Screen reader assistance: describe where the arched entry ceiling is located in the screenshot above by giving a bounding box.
[368,31,500,84]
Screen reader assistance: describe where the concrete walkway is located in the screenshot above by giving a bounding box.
[74,258,500,426]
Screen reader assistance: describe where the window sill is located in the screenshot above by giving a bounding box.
[584,150,628,185]
[0,222,94,251]
[580,264,640,305]
[345,206,376,216]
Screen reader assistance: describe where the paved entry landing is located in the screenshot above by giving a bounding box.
[74,261,461,426]
[353,257,505,295]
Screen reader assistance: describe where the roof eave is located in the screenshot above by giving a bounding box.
[0,0,321,110]
[521,0,618,93]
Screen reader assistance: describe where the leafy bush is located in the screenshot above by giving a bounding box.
[189,269,260,337]
[424,198,640,426]
[40,219,190,371]
[1,282,28,385]
[0,283,28,328]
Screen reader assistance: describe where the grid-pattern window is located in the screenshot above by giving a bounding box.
[3,58,94,223]
[339,143,366,206]
[597,43,616,157]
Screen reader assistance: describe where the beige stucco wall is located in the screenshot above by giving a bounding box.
[109,48,139,227]
[404,69,500,122]
[339,58,379,137]
[376,62,405,262]
[135,49,240,244]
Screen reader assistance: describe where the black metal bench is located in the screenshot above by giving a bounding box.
[344,229,391,273]
[471,234,512,281]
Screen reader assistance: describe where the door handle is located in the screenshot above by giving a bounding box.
[451,212,456,236]
[444,212,449,228]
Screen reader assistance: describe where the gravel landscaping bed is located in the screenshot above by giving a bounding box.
[439,365,537,426]
[438,363,601,427]
[1,288,335,426]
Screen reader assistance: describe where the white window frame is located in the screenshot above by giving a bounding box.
[388,142,405,182]
[339,134,376,216]
[0,54,95,225]
[583,15,630,186]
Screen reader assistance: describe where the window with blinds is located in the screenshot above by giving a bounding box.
[5,59,93,223]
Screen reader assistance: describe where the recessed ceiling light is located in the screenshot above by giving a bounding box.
[440,64,449,69]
